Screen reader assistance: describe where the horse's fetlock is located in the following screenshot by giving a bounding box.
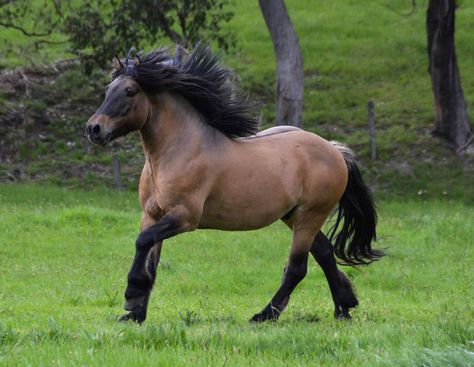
[124,295,147,313]
[126,274,152,293]
[336,270,358,308]
[124,285,147,301]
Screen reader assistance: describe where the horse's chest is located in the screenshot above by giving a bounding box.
[142,197,163,220]
[139,169,165,220]
[139,170,192,220]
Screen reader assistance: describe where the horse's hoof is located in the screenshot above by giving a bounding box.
[118,311,146,324]
[249,308,280,323]
[250,313,275,323]
[250,303,281,323]
[334,307,351,320]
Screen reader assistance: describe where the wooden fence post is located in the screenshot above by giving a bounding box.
[113,154,122,190]
[368,101,376,161]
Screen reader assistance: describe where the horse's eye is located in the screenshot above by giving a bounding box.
[125,88,138,97]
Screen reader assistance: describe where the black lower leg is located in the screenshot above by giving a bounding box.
[310,232,358,319]
[251,253,308,322]
[121,213,181,324]
[120,243,162,323]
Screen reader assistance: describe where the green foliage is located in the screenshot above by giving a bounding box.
[0,0,68,65]
[0,0,235,71]
[0,0,62,38]
[0,184,473,366]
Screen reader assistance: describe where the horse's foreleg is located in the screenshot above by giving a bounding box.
[310,231,358,319]
[119,241,162,323]
[120,209,194,323]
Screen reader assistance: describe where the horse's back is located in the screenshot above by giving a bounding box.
[236,126,302,140]
[236,127,346,175]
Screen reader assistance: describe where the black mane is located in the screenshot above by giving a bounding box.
[113,44,259,138]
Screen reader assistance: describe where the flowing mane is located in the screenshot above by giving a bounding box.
[112,44,259,138]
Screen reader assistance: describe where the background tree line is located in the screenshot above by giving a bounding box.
[0,0,472,155]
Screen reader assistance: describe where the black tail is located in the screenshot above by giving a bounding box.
[329,142,384,266]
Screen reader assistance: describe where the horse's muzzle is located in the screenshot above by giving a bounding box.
[85,123,111,145]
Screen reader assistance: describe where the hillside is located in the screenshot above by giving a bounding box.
[0,0,473,200]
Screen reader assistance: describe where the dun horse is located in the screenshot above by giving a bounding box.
[85,45,383,324]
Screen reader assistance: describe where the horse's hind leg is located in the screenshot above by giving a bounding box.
[250,213,325,322]
[250,241,308,322]
[310,232,358,319]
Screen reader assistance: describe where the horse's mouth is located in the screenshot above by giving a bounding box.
[87,132,113,146]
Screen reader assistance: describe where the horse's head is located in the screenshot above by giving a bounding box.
[86,71,149,145]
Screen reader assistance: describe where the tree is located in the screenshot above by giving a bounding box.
[0,1,61,38]
[259,0,304,127]
[0,0,235,71]
[427,0,473,154]
[0,0,66,60]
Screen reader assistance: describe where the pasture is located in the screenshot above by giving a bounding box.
[0,184,473,366]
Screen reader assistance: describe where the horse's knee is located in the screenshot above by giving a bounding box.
[135,231,155,251]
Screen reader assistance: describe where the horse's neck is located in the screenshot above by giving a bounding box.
[139,92,218,165]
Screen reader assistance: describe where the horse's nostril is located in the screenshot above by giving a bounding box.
[92,124,101,136]
[86,124,92,136]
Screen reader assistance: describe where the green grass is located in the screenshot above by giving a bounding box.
[0,184,473,366]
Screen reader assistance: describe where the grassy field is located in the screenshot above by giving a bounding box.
[0,184,473,366]
[0,3,473,363]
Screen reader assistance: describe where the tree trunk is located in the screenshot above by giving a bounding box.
[259,0,304,127]
[427,0,472,154]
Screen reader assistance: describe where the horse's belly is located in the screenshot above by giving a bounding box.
[198,203,288,231]
[197,143,306,230]
[198,180,297,230]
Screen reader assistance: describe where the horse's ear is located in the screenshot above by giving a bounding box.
[113,55,124,72]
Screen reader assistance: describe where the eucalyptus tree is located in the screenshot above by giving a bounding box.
[259,0,304,127]
[427,0,472,154]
